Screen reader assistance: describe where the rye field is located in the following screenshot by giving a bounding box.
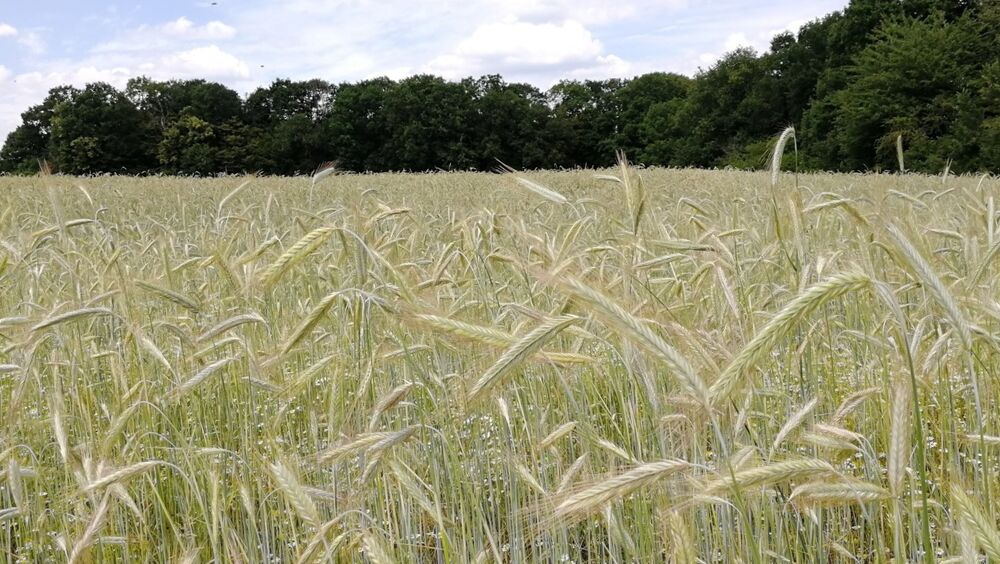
[1,162,1000,562]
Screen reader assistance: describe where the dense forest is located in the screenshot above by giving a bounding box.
[2,0,998,176]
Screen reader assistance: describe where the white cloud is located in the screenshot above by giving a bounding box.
[222,0,658,87]
[312,53,379,80]
[158,45,250,79]
[723,32,753,52]
[203,21,237,39]
[163,16,196,35]
[427,19,630,81]
[71,66,134,85]
[677,15,834,76]
[721,19,807,54]
[499,0,687,25]
[92,17,237,54]
[0,22,16,37]
[16,31,45,54]
[567,55,631,80]
[161,17,236,40]
[698,52,717,66]
[770,19,808,39]
[459,20,602,66]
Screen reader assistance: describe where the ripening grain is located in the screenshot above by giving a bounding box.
[1,163,999,562]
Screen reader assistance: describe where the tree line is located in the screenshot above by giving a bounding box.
[2,0,997,176]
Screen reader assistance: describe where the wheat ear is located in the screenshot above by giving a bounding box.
[168,357,236,401]
[789,479,891,506]
[553,274,710,407]
[270,460,320,526]
[260,226,335,289]
[553,459,689,522]
[704,458,836,494]
[951,485,1000,560]
[711,271,871,405]
[467,315,580,403]
[31,307,112,332]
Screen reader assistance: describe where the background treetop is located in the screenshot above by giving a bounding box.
[1,0,996,175]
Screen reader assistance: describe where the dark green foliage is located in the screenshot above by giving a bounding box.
[614,72,691,162]
[1,0,997,175]
[127,77,243,129]
[670,48,780,167]
[463,75,553,170]
[157,114,218,174]
[0,86,77,174]
[546,79,623,168]
[831,14,990,171]
[380,75,477,171]
[324,77,395,172]
[244,79,335,125]
[244,79,336,174]
[47,83,156,174]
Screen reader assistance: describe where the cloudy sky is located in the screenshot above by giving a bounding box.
[0,0,848,144]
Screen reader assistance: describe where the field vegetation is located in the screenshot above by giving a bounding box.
[1,152,1000,561]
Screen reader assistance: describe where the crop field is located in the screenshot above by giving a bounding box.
[1,162,1000,562]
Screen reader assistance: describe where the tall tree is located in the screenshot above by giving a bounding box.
[128,78,249,174]
[670,48,775,167]
[324,77,395,172]
[156,113,217,174]
[464,75,552,169]
[48,83,155,174]
[613,72,691,162]
[832,14,989,171]
[244,79,337,174]
[547,79,623,168]
[2,0,998,176]
[380,75,476,171]
[245,79,335,125]
[127,78,242,129]
[0,86,78,174]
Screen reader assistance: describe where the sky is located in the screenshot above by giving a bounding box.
[0,0,849,144]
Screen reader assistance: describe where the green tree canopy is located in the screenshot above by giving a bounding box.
[832,14,991,171]
[0,86,78,174]
[1,0,996,176]
[464,75,552,170]
[324,77,395,172]
[48,83,155,174]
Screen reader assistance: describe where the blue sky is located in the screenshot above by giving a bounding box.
[0,0,848,143]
